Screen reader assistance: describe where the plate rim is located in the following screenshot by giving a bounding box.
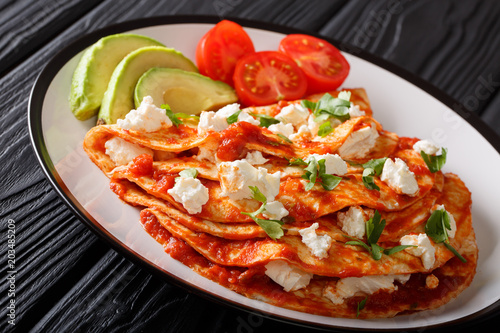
[28,14,500,332]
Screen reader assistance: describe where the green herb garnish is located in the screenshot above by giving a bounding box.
[175,113,200,121]
[362,158,387,176]
[362,168,379,191]
[287,157,308,166]
[249,113,280,128]
[303,157,319,190]
[317,159,342,191]
[161,104,183,127]
[226,110,242,125]
[420,148,447,173]
[344,210,416,260]
[361,158,387,191]
[241,186,285,240]
[175,167,199,182]
[317,121,334,137]
[277,133,293,144]
[301,93,351,122]
[356,297,368,318]
[301,157,342,191]
[425,208,466,262]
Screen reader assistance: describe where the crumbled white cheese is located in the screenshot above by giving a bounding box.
[306,153,347,176]
[380,158,419,196]
[104,137,153,166]
[288,124,310,141]
[264,260,313,292]
[263,201,289,220]
[338,124,379,159]
[198,110,228,132]
[348,104,365,118]
[324,274,411,304]
[413,139,440,155]
[400,233,436,270]
[433,204,457,238]
[167,173,209,214]
[275,103,309,127]
[218,160,281,202]
[268,122,295,138]
[117,96,172,132]
[306,115,321,136]
[298,223,332,259]
[337,90,350,100]
[198,103,259,133]
[218,103,259,126]
[195,145,217,163]
[306,114,342,137]
[337,206,367,239]
[243,151,269,165]
[237,111,261,126]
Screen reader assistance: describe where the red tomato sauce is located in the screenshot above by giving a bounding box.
[109,180,127,198]
[140,210,171,244]
[139,209,473,318]
[398,137,420,150]
[160,125,197,144]
[129,154,154,177]
[216,122,292,161]
[362,263,466,315]
[152,170,177,193]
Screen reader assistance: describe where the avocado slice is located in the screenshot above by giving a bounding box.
[134,68,238,115]
[69,34,164,120]
[97,46,198,125]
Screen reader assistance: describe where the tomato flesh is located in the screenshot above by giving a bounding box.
[278,34,350,94]
[195,20,255,86]
[233,51,307,106]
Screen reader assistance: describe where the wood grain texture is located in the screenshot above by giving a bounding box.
[0,0,103,77]
[320,0,500,116]
[0,0,499,332]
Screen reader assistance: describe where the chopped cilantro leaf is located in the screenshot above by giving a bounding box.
[161,104,183,127]
[317,121,333,137]
[175,168,199,183]
[344,210,416,260]
[362,158,387,176]
[226,110,242,125]
[425,208,466,262]
[362,168,380,191]
[277,133,293,144]
[249,113,280,128]
[301,93,351,122]
[356,297,368,318]
[361,158,387,191]
[241,186,285,240]
[301,157,342,191]
[288,157,308,166]
[420,148,447,173]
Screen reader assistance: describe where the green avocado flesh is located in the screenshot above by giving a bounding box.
[97,46,198,125]
[69,34,164,120]
[134,67,238,115]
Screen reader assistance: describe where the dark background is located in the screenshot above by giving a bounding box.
[1,0,499,332]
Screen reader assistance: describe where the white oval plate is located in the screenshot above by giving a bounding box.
[29,16,500,331]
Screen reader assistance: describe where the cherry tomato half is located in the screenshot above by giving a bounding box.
[233,51,307,106]
[195,20,255,86]
[278,34,350,94]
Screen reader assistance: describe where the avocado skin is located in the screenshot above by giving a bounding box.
[134,67,238,115]
[69,34,164,120]
[97,46,198,125]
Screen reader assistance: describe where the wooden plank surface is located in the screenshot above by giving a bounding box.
[0,0,499,332]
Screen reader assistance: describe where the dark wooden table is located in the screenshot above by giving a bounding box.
[1,0,500,332]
